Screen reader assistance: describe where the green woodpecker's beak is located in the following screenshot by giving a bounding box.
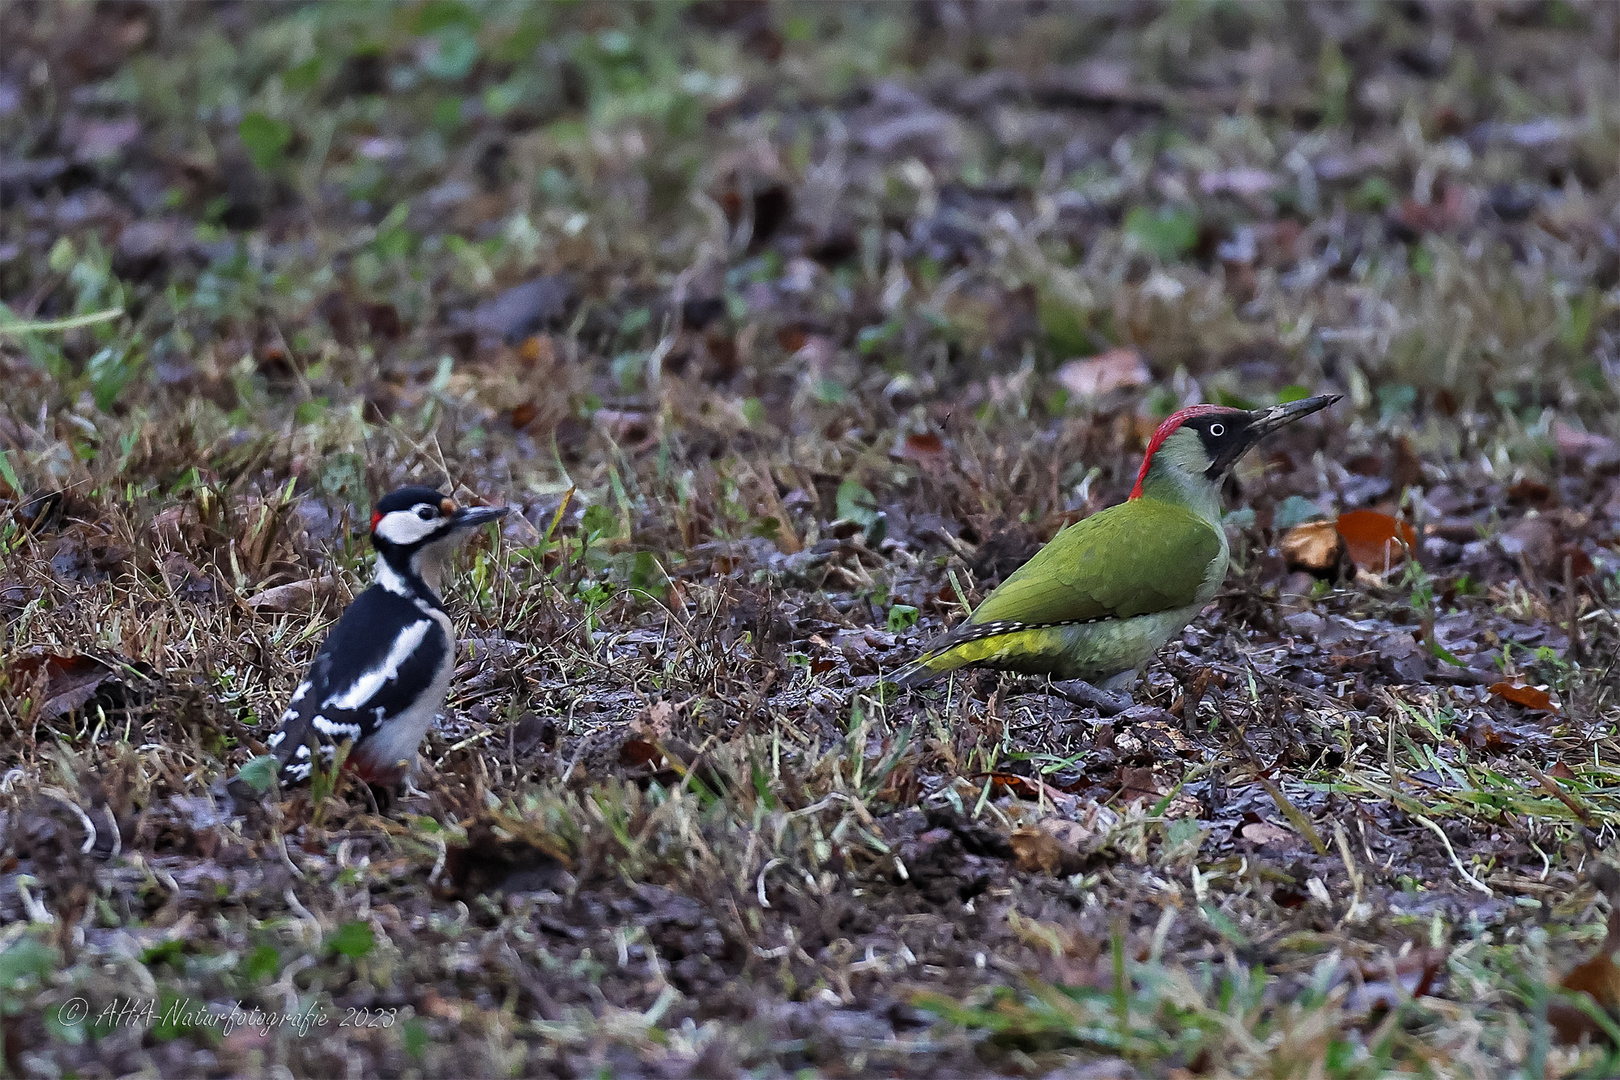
[1246,394,1340,438]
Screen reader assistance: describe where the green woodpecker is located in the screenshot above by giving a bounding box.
[893,396,1338,695]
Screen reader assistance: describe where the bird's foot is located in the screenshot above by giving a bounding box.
[1050,680,1134,717]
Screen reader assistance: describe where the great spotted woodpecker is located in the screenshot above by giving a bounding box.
[266,486,508,787]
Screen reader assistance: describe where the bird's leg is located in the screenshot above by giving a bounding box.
[1049,679,1135,717]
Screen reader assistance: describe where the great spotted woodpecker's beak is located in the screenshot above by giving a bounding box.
[1245,394,1340,440]
[448,503,510,532]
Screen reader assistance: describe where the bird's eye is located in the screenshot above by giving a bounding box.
[1208,422,1225,436]
[416,506,437,521]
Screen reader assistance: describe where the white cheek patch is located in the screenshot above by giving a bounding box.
[374,508,443,546]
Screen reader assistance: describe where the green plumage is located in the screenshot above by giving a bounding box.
[893,496,1225,686]
[893,394,1337,690]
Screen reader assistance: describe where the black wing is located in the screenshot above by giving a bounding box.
[267,585,449,782]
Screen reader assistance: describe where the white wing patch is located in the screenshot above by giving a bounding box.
[324,619,432,710]
[312,714,363,741]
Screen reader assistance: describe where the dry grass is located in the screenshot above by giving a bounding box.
[1,2,1620,1076]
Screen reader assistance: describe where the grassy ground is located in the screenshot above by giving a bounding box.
[2,2,1620,1076]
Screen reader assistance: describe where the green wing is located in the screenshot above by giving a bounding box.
[967,497,1222,627]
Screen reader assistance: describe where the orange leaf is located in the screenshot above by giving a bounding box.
[1488,682,1559,713]
[900,432,947,465]
[1335,509,1416,572]
[983,772,1041,800]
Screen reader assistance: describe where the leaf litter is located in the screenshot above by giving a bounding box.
[0,3,1618,1077]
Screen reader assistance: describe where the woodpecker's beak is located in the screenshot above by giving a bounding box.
[448,504,510,532]
[1245,394,1340,439]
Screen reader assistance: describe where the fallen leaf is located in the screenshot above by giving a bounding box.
[1498,517,1562,576]
[1009,824,1086,876]
[1238,820,1296,847]
[1344,948,1448,1016]
[1488,682,1559,713]
[7,652,138,719]
[1506,478,1553,506]
[617,738,665,769]
[1055,347,1150,398]
[1280,520,1347,575]
[1553,896,1620,1045]
[246,576,337,614]
[1457,715,1523,752]
[983,772,1041,800]
[898,432,947,467]
[1336,510,1416,573]
[638,699,677,737]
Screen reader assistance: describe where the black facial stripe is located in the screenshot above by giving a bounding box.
[1184,413,1254,476]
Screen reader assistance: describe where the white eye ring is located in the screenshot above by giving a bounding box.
[1209,423,1225,436]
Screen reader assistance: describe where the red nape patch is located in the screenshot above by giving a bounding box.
[1128,404,1229,500]
[370,511,383,531]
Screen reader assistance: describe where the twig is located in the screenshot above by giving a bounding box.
[1413,813,1492,895]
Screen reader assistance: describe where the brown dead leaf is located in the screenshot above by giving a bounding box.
[1553,897,1620,1045]
[1506,478,1553,507]
[1238,820,1296,847]
[1280,520,1346,575]
[8,652,132,719]
[1055,347,1149,398]
[247,576,337,615]
[1488,682,1559,713]
[1498,517,1562,577]
[1114,765,1167,804]
[618,738,666,769]
[1457,714,1523,752]
[1336,510,1416,573]
[899,432,948,467]
[1009,824,1086,876]
[637,699,677,737]
[1344,948,1448,1016]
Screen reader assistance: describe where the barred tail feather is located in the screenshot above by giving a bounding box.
[890,652,946,688]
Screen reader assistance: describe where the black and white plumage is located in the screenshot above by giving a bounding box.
[265,486,507,787]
